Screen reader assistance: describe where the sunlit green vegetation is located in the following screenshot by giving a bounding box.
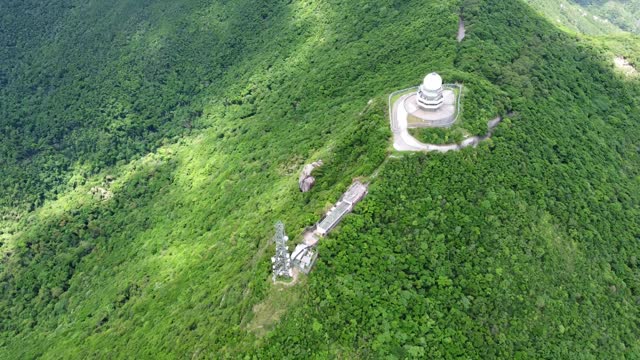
[574,0,640,34]
[258,1,640,357]
[1,0,640,358]
[525,0,640,35]
[410,126,466,144]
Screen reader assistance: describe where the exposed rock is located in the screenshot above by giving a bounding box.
[300,176,316,192]
[298,160,323,192]
[90,186,113,201]
[614,56,638,77]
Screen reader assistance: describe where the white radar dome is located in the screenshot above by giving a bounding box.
[422,72,443,91]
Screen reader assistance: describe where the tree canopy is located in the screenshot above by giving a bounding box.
[1,0,639,358]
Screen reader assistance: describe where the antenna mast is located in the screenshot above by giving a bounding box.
[271,221,292,282]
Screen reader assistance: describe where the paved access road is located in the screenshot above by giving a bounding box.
[390,94,502,153]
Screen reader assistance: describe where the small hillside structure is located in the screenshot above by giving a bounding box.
[316,181,368,236]
[291,244,317,274]
[270,181,369,281]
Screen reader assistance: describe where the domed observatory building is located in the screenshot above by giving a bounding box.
[402,71,459,127]
[417,72,444,111]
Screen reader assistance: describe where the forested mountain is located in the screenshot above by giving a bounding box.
[526,0,640,35]
[1,0,639,358]
[577,0,640,33]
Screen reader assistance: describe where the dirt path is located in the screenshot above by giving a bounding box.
[273,268,301,287]
[457,17,466,42]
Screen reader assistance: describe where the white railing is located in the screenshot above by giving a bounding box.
[443,83,463,125]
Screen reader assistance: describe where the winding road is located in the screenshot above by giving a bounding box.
[391,94,502,153]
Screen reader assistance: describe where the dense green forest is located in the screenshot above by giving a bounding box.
[1,0,639,358]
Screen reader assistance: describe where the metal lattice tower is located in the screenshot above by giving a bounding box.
[271,221,292,282]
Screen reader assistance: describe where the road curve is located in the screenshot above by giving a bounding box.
[390,94,502,153]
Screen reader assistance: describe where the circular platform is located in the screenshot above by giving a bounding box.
[403,90,457,128]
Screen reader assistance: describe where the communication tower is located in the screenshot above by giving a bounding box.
[271,221,292,282]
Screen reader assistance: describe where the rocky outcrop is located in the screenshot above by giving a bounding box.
[90,186,113,201]
[614,56,638,77]
[298,160,323,192]
[299,177,315,193]
[90,175,116,201]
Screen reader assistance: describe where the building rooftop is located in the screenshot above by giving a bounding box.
[342,181,368,204]
[291,244,311,261]
[317,201,352,233]
[291,244,317,273]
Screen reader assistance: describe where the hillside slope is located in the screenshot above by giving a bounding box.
[525,0,640,35]
[2,0,640,358]
[257,1,640,358]
[580,0,640,34]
